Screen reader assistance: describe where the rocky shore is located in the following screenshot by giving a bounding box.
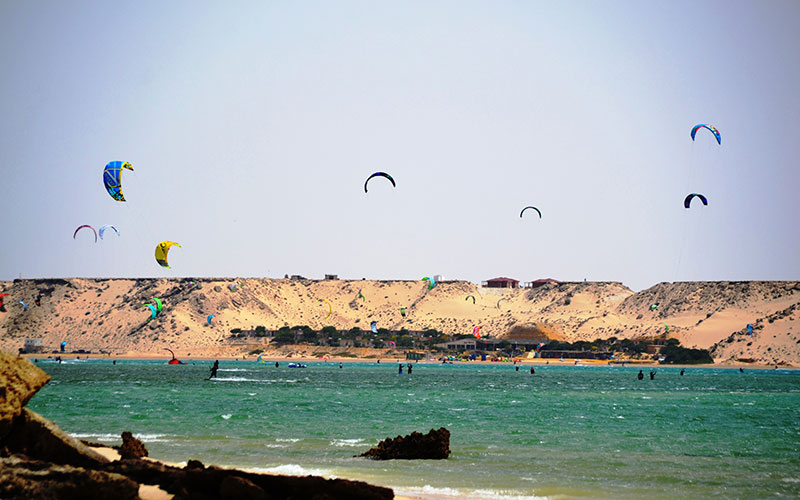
[0,351,394,500]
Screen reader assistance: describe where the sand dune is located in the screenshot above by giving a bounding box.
[1,278,797,365]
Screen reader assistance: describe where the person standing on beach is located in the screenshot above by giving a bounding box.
[637,370,644,380]
[209,360,219,380]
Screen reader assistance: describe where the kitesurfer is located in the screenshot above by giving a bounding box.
[209,360,219,380]
[637,370,644,380]
[739,367,744,373]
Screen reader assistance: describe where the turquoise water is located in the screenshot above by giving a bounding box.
[28,360,800,499]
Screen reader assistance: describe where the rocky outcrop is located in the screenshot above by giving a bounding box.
[2,408,109,468]
[118,431,148,459]
[359,427,451,460]
[0,352,50,439]
[104,458,394,500]
[0,455,139,500]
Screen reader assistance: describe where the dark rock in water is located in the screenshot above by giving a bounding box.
[0,352,50,440]
[119,431,148,459]
[186,458,205,469]
[358,427,451,460]
[2,409,109,468]
[104,457,394,499]
[0,455,139,500]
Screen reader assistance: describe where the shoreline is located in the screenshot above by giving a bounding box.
[23,352,794,370]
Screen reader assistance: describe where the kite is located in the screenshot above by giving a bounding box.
[746,324,754,336]
[143,304,158,320]
[103,161,134,202]
[650,304,658,311]
[519,206,542,218]
[421,276,436,290]
[357,291,365,302]
[73,225,98,243]
[164,348,184,365]
[151,297,163,312]
[318,299,332,318]
[155,241,181,268]
[473,325,482,339]
[364,172,396,193]
[370,321,378,334]
[386,340,396,349]
[662,322,670,334]
[684,193,708,209]
[256,355,268,363]
[19,300,27,312]
[98,225,119,240]
[229,282,241,291]
[496,298,507,309]
[690,124,721,145]
[466,295,476,304]
[400,307,407,317]
[0,293,8,312]
[207,314,215,325]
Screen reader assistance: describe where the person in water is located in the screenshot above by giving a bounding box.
[739,367,744,373]
[530,366,535,374]
[275,361,279,368]
[680,368,685,376]
[649,370,655,380]
[407,363,412,374]
[339,362,343,369]
[637,370,644,380]
[209,360,219,380]
[398,363,403,374]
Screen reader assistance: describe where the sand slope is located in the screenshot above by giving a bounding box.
[1,278,798,364]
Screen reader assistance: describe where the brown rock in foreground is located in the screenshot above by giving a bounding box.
[2,408,109,468]
[0,351,50,440]
[359,427,451,460]
[118,431,148,459]
[0,455,139,500]
[104,458,394,500]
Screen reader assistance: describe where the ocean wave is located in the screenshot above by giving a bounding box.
[276,438,301,443]
[218,368,250,372]
[212,377,270,383]
[395,485,547,500]
[248,464,334,478]
[71,432,171,443]
[330,438,366,447]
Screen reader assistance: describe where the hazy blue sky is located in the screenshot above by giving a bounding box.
[1,1,798,290]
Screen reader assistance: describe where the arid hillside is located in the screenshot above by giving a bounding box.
[1,278,797,364]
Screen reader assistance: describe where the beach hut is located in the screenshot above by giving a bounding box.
[482,277,519,289]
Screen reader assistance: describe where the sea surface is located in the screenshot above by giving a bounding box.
[28,359,800,499]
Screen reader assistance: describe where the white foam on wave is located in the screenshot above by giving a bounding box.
[71,432,171,443]
[330,438,366,447]
[394,485,548,500]
[276,438,300,443]
[221,414,232,420]
[212,377,270,383]
[249,464,334,478]
[218,368,249,372]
